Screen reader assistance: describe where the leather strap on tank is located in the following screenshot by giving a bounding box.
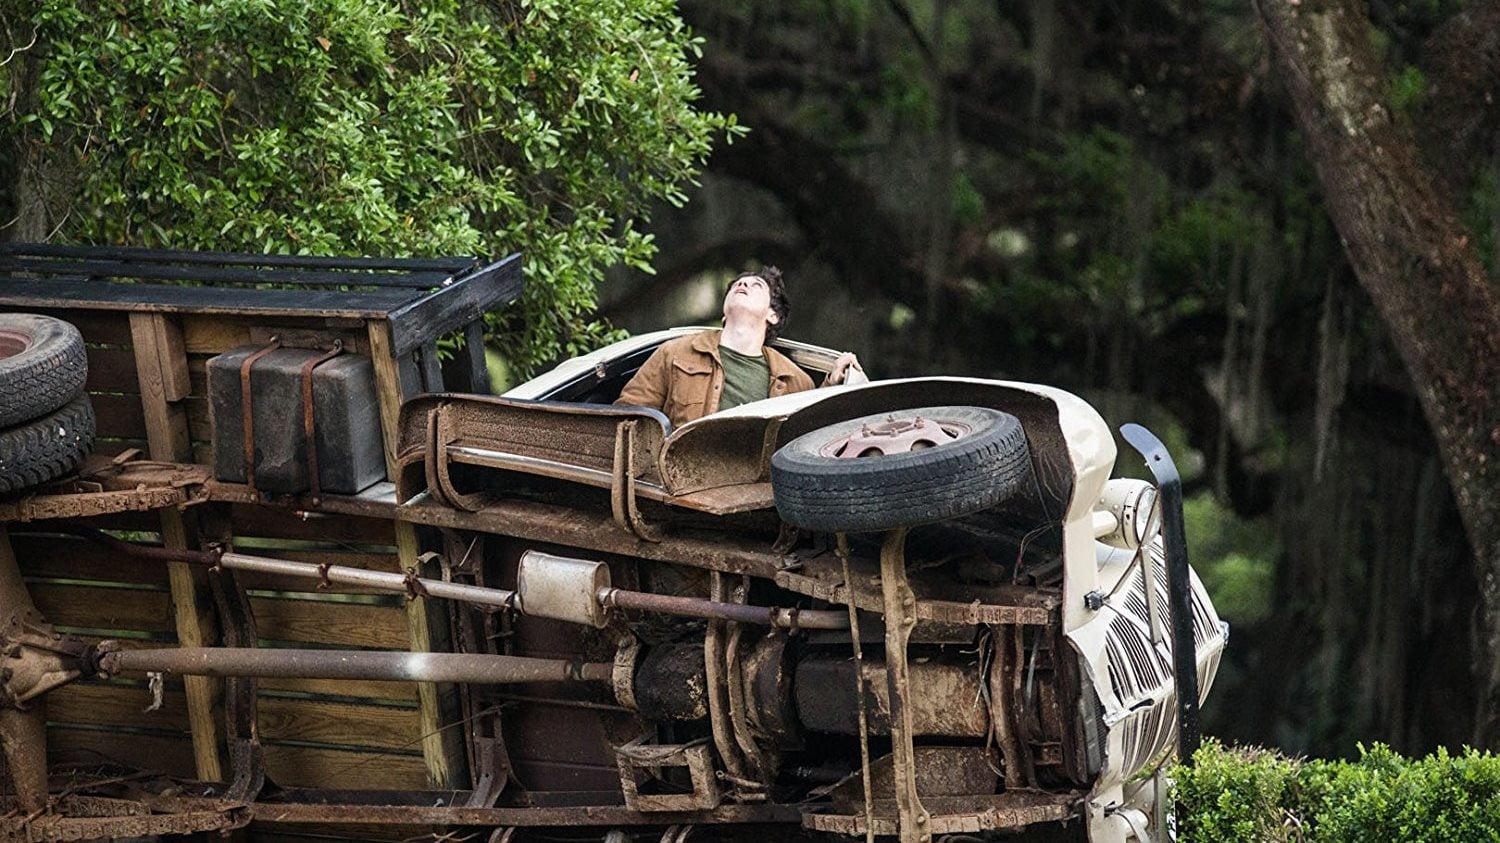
[299,340,345,501]
[239,337,281,494]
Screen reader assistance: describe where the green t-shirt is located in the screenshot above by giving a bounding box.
[718,345,771,411]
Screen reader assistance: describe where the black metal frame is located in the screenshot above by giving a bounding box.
[1119,422,1202,765]
[0,242,523,395]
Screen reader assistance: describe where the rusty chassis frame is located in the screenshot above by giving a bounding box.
[0,441,1092,840]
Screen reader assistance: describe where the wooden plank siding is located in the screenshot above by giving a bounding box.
[0,300,455,793]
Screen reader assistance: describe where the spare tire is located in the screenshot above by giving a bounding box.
[0,393,95,493]
[0,314,87,428]
[771,406,1031,532]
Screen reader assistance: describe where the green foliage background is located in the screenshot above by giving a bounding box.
[1175,740,1500,841]
[2,0,740,374]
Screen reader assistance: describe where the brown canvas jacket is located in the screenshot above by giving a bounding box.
[615,329,816,428]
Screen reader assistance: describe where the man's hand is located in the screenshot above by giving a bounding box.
[828,352,863,385]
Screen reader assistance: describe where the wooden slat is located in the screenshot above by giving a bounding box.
[152,312,191,401]
[84,346,142,393]
[47,682,190,732]
[262,744,427,791]
[184,395,211,442]
[249,596,409,648]
[91,393,149,440]
[48,726,196,778]
[187,356,209,392]
[366,319,455,789]
[0,308,133,345]
[230,505,397,545]
[29,583,173,633]
[10,533,171,586]
[182,315,254,354]
[0,277,415,318]
[60,508,161,533]
[258,677,418,703]
[385,253,522,357]
[130,313,191,463]
[129,312,222,782]
[257,697,420,750]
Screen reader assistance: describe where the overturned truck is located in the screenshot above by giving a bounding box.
[0,245,1224,842]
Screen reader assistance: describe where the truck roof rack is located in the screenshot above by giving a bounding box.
[0,242,521,362]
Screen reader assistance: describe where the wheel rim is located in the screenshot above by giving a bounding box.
[818,414,972,459]
[0,330,30,361]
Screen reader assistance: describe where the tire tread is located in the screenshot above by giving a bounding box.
[0,395,96,493]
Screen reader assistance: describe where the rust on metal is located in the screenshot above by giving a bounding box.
[298,339,344,501]
[828,747,1000,808]
[837,533,877,843]
[0,486,191,523]
[399,494,789,580]
[616,737,721,812]
[793,656,989,738]
[724,613,770,782]
[0,613,91,707]
[741,631,798,749]
[990,627,1028,791]
[238,336,281,495]
[774,551,1059,626]
[0,527,51,812]
[611,418,663,541]
[395,393,670,501]
[876,528,931,843]
[146,796,803,827]
[601,587,848,630]
[821,414,969,458]
[804,791,1081,837]
[632,643,707,721]
[704,571,750,785]
[2,808,246,841]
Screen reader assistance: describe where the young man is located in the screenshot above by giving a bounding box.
[616,267,861,427]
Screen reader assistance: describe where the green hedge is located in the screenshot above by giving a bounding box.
[1174,739,1500,841]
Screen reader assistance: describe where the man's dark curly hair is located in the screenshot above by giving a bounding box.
[725,266,790,343]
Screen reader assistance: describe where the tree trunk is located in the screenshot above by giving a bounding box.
[1256,0,1500,746]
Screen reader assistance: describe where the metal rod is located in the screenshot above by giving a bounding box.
[221,553,516,610]
[54,525,517,612]
[599,588,849,630]
[100,647,612,684]
[878,528,930,842]
[837,533,877,843]
[61,524,836,629]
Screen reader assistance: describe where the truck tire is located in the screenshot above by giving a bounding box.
[0,393,95,493]
[771,405,1031,532]
[0,314,88,429]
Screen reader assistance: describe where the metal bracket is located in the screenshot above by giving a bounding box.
[611,420,662,542]
[425,402,490,512]
[207,564,265,804]
[299,339,344,503]
[877,528,931,843]
[0,613,91,708]
[615,736,720,812]
[1120,422,1201,765]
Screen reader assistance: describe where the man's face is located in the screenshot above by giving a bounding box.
[723,275,778,328]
